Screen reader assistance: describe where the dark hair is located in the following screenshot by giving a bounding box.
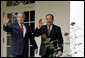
[17,12,25,18]
[45,14,54,19]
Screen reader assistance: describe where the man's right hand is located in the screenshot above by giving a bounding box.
[39,19,43,27]
[4,16,9,24]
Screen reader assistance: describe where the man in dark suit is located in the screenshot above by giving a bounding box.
[3,12,38,57]
[34,14,63,57]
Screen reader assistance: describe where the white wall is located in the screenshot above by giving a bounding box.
[70,1,84,57]
[35,1,70,57]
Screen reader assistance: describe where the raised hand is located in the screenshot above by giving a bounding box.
[39,19,43,27]
[4,15,9,24]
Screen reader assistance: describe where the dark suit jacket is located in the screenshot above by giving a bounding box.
[34,24,63,56]
[3,22,37,56]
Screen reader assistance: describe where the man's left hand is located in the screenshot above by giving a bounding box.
[57,51,63,56]
[34,49,38,54]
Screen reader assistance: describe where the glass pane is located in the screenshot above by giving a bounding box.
[7,13,12,24]
[6,1,13,7]
[30,28,34,57]
[24,23,29,26]
[24,11,29,22]
[6,1,34,7]
[30,46,34,57]
[7,36,11,46]
[3,12,5,17]
[30,1,35,4]
[30,11,35,21]
[13,12,18,23]
[30,23,35,33]
[30,36,34,45]
[7,47,11,57]
[12,1,19,6]
[23,1,29,4]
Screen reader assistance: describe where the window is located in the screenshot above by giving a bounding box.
[6,1,35,7]
[6,1,12,6]
[30,11,35,21]
[24,11,29,22]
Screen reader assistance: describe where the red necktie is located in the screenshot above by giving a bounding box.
[21,24,24,36]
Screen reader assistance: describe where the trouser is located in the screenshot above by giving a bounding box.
[41,48,55,57]
[12,47,28,57]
